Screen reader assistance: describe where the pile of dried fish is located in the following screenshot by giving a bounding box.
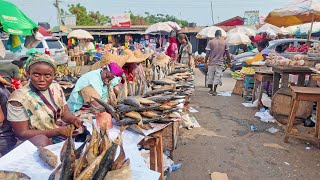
[0,171,30,180]
[49,125,129,180]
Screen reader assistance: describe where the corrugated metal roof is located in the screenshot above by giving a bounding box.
[179,27,205,33]
[89,31,145,35]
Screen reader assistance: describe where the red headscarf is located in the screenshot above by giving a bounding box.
[166,37,178,58]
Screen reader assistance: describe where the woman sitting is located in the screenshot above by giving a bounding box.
[7,53,81,147]
[67,63,123,113]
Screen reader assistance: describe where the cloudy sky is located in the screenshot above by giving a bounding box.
[9,0,293,26]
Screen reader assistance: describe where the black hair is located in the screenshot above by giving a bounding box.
[215,30,222,37]
[258,40,269,49]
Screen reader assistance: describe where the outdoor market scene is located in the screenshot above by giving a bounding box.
[1,0,320,179]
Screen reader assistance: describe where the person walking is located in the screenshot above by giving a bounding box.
[178,34,193,68]
[205,30,230,96]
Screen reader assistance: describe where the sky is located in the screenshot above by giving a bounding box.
[8,0,293,27]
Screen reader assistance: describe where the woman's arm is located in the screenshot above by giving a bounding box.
[0,106,4,125]
[61,104,82,128]
[10,121,60,140]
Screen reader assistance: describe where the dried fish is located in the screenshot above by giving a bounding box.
[92,142,118,180]
[142,88,175,97]
[152,79,176,85]
[48,164,62,180]
[146,95,175,103]
[59,132,76,180]
[123,97,141,107]
[115,118,139,126]
[135,97,156,105]
[125,111,142,121]
[0,170,30,180]
[92,97,119,121]
[141,111,159,118]
[168,68,189,75]
[117,104,160,113]
[158,104,172,110]
[75,135,91,159]
[87,124,99,165]
[38,147,58,169]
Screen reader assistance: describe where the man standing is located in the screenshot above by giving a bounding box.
[205,30,230,96]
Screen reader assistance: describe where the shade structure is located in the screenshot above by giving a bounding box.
[38,26,52,36]
[226,32,251,45]
[196,26,227,39]
[256,23,284,35]
[297,22,320,34]
[227,26,256,37]
[145,22,174,34]
[0,0,38,36]
[48,25,71,33]
[264,0,320,27]
[165,21,181,31]
[67,29,94,40]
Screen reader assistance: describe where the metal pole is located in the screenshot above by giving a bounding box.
[308,14,315,42]
[210,1,214,25]
[56,0,61,25]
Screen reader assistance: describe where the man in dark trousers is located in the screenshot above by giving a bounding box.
[205,30,230,96]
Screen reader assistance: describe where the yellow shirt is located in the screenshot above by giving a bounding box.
[245,53,264,65]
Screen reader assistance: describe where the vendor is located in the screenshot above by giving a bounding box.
[244,40,270,65]
[0,77,17,156]
[67,63,123,113]
[7,53,82,147]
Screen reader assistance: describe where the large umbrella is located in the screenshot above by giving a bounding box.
[196,26,227,39]
[165,21,181,31]
[256,23,283,35]
[38,26,52,36]
[226,32,251,45]
[264,0,320,39]
[297,22,320,34]
[145,22,174,34]
[0,0,38,36]
[228,26,256,37]
[47,25,71,33]
[67,29,94,40]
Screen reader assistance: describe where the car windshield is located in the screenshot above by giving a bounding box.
[46,39,63,49]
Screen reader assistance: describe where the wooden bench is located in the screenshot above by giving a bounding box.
[284,86,320,144]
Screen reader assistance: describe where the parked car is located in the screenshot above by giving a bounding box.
[230,39,320,71]
[0,37,68,65]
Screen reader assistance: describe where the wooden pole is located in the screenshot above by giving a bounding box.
[307,14,315,43]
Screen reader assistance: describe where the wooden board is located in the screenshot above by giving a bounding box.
[162,122,179,151]
[232,80,244,95]
[270,88,313,120]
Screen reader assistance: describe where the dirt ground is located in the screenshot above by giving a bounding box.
[168,69,320,180]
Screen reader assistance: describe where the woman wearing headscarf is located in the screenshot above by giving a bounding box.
[178,34,193,67]
[166,37,178,62]
[7,52,82,147]
[67,64,122,112]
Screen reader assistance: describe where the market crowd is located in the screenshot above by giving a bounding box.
[0,32,195,156]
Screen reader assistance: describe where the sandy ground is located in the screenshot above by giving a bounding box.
[168,69,320,180]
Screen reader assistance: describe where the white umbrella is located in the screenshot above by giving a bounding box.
[165,21,181,31]
[285,25,299,35]
[298,22,320,34]
[145,22,174,34]
[256,23,283,35]
[226,32,251,45]
[228,26,256,37]
[280,27,290,35]
[196,26,227,39]
[67,29,94,40]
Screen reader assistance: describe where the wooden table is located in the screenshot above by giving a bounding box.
[285,86,320,144]
[139,130,164,180]
[271,65,313,96]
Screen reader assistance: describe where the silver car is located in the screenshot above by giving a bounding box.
[0,37,68,65]
[230,38,320,71]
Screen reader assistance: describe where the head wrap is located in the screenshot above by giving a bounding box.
[25,48,56,72]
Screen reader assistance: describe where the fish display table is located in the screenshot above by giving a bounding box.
[139,130,164,180]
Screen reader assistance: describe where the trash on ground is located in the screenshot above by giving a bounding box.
[181,114,201,129]
[284,162,290,166]
[255,111,276,123]
[168,163,182,172]
[261,93,271,108]
[217,91,232,97]
[242,102,257,108]
[188,107,199,113]
[263,143,287,150]
[250,125,257,132]
[266,127,279,134]
[304,118,315,127]
[306,147,311,150]
[210,172,228,180]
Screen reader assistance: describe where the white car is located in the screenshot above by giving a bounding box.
[0,37,68,65]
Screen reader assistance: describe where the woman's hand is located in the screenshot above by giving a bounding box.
[57,126,79,138]
[70,117,82,129]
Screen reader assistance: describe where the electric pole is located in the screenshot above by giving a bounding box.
[210,1,214,25]
[54,0,61,25]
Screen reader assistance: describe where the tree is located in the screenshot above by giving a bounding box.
[68,3,109,26]
[129,12,189,27]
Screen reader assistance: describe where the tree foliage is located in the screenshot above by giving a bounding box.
[68,3,109,26]
[130,12,189,27]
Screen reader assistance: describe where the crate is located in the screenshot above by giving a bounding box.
[162,122,179,152]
